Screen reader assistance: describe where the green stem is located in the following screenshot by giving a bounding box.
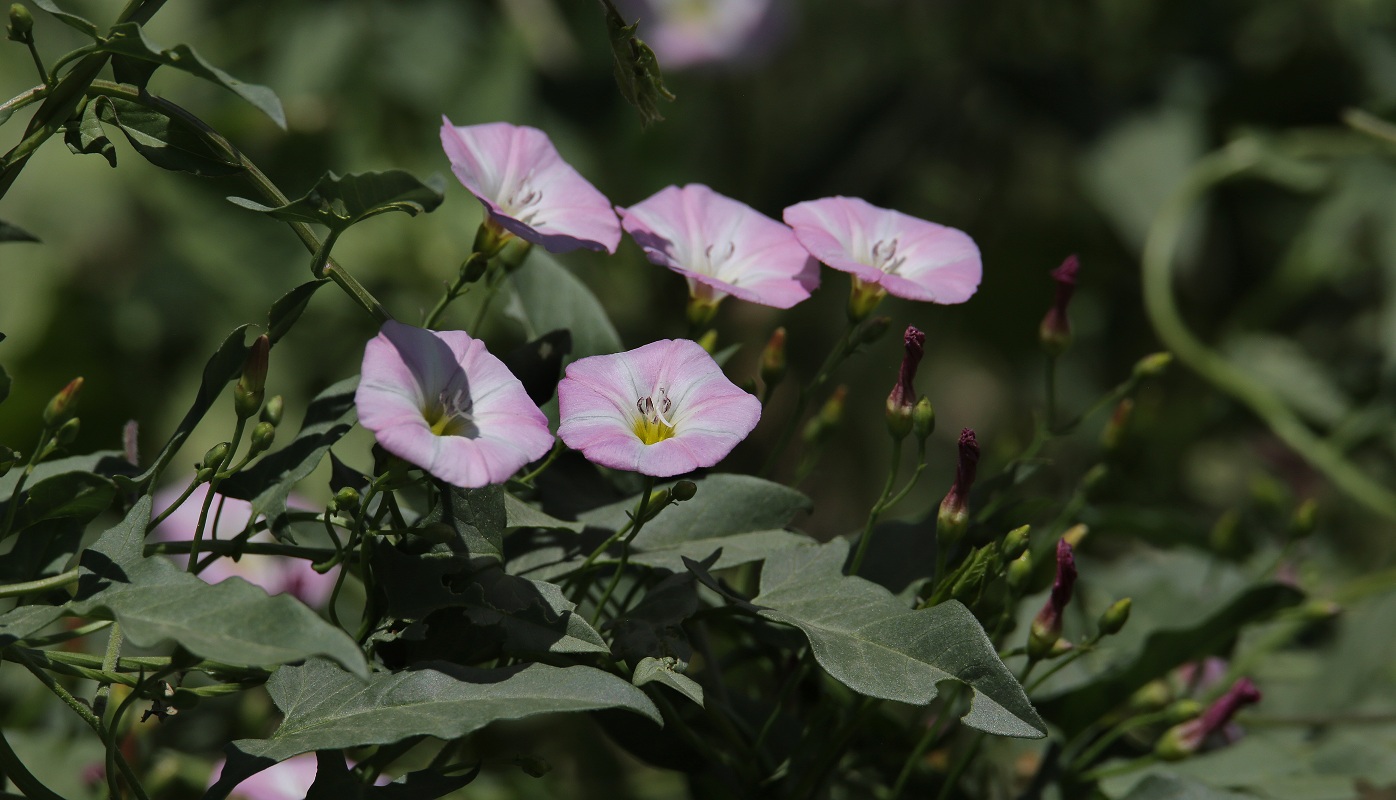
[850,437,903,575]
[0,86,47,119]
[1045,355,1058,430]
[590,476,656,626]
[1078,754,1159,783]
[511,440,563,488]
[887,687,962,800]
[145,475,201,532]
[21,618,111,647]
[188,418,246,571]
[24,40,48,86]
[148,539,336,561]
[1024,638,1097,694]
[1068,708,1178,773]
[759,321,859,478]
[92,622,125,718]
[0,567,80,598]
[0,428,54,541]
[424,253,488,329]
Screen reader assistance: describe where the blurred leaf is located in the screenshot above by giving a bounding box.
[30,0,98,38]
[13,470,116,528]
[207,658,661,797]
[96,96,242,176]
[753,538,1046,739]
[227,171,446,232]
[100,22,287,128]
[0,363,9,404]
[63,99,116,167]
[68,496,368,676]
[599,0,675,126]
[1222,334,1353,428]
[306,752,480,800]
[0,219,40,243]
[505,493,584,533]
[0,517,84,583]
[1115,775,1253,799]
[219,376,357,538]
[505,251,622,361]
[1036,582,1304,737]
[633,656,704,707]
[0,604,65,647]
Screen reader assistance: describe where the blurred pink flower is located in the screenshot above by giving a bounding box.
[355,321,554,488]
[620,0,787,69]
[618,184,818,312]
[783,196,981,304]
[151,484,335,609]
[440,119,621,254]
[557,339,760,477]
[209,753,388,800]
[1158,678,1262,759]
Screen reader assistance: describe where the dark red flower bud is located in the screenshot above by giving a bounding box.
[1039,255,1079,357]
[886,326,926,439]
[1157,678,1262,760]
[937,428,980,542]
[1029,538,1077,658]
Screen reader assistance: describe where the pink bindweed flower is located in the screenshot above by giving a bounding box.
[618,184,818,320]
[440,118,622,254]
[783,196,981,316]
[208,753,389,799]
[556,339,761,477]
[617,0,787,69]
[356,321,554,488]
[151,484,335,609]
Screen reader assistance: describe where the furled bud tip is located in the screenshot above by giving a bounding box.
[1038,255,1078,357]
[937,428,980,544]
[1156,678,1262,761]
[1098,597,1132,636]
[885,326,926,440]
[1003,525,1030,560]
[43,377,83,426]
[7,4,33,42]
[1132,351,1173,380]
[233,335,270,419]
[803,385,848,445]
[912,397,935,442]
[248,421,276,455]
[1007,550,1033,590]
[261,395,284,427]
[1028,538,1077,659]
[1102,398,1134,452]
[760,328,787,389]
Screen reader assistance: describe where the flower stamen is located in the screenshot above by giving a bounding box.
[633,387,677,445]
[427,388,479,437]
[871,238,906,275]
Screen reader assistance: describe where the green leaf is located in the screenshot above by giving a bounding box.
[1116,775,1253,800]
[30,0,98,38]
[0,451,136,497]
[421,484,508,567]
[599,0,675,127]
[96,97,242,176]
[0,219,40,243]
[505,251,622,361]
[63,99,116,167]
[633,656,704,707]
[1035,582,1304,737]
[13,471,116,528]
[68,497,367,676]
[266,279,329,344]
[0,363,10,404]
[0,605,66,647]
[504,493,584,533]
[581,474,811,545]
[306,752,480,800]
[207,659,661,797]
[227,170,446,233]
[100,23,286,128]
[0,518,84,583]
[219,377,357,537]
[753,539,1046,739]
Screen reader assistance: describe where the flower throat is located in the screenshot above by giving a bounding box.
[634,388,677,445]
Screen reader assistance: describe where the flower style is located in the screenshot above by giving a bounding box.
[617,0,787,69]
[440,118,622,254]
[618,184,818,318]
[557,339,761,477]
[355,321,554,488]
[150,485,335,608]
[783,196,982,311]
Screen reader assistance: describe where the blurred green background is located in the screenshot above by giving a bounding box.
[4,0,1396,796]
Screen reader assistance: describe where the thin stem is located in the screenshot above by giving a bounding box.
[21,619,112,647]
[0,85,47,119]
[1044,355,1058,430]
[1078,754,1159,783]
[92,622,125,718]
[0,724,65,800]
[189,418,246,571]
[590,476,656,626]
[850,437,903,575]
[1068,708,1178,773]
[147,539,336,561]
[886,687,962,800]
[145,475,201,532]
[0,567,80,598]
[424,253,487,329]
[1,428,54,541]
[511,439,563,488]
[469,263,508,334]
[759,321,859,478]
[1024,638,1098,695]
[24,41,48,86]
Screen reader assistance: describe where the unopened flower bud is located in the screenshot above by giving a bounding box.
[885,326,925,441]
[855,316,892,347]
[261,395,284,427]
[1164,698,1205,725]
[43,377,83,426]
[1007,550,1033,590]
[7,4,33,42]
[333,487,361,515]
[233,336,270,419]
[803,386,848,445]
[1003,525,1030,560]
[760,328,787,389]
[847,278,888,323]
[671,480,698,502]
[202,442,230,469]
[248,421,276,455]
[1081,463,1109,497]
[1028,539,1077,659]
[1133,352,1173,380]
[1127,680,1173,713]
[1062,523,1088,549]
[1038,255,1079,357]
[1294,599,1341,622]
[1047,638,1074,659]
[937,429,979,545]
[1102,398,1133,452]
[1209,510,1243,556]
[460,252,489,284]
[1288,499,1318,540]
[912,397,935,442]
[1098,597,1132,637]
[1155,678,1261,760]
[54,417,80,447]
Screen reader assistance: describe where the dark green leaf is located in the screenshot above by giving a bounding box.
[63,99,116,167]
[68,496,367,675]
[504,493,584,533]
[97,97,242,176]
[1035,582,1304,737]
[0,219,40,243]
[306,753,480,800]
[753,539,1046,739]
[599,0,675,127]
[633,656,704,707]
[206,658,660,797]
[581,474,810,544]
[30,0,98,38]
[0,363,10,404]
[501,330,571,406]
[14,471,115,528]
[1117,775,1253,800]
[506,251,622,361]
[227,171,446,233]
[100,23,286,128]
[420,484,507,567]
[0,518,84,583]
[630,530,815,573]
[266,279,328,344]
[0,605,66,647]
[0,451,137,497]
[219,377,357,537]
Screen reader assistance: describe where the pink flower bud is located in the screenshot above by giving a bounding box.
[1156,678,1262,760]
[1038,255,1079,357]
[936,429,980,542]
[1029,538,1077,658]
[885,326,925,439]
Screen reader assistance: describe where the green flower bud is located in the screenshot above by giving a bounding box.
[333,487,361,515]
[1003,525,1030,560]
[1101,398,1134,452]
[671,480,698,502]
[1081,463,1109,497]
[0,446,17,478]
[43,377,83,427]
[1007,550,1032,591]
[1126,680,1172,713]
[7,4,33,42]
[1288,498,1318,540]
[1098,597,1132,637]
[854,315,892,347]
[912,397,935,443]
[54,417,80,447]
[1132,352,1173,380]
[202,442,230,470]
[1164,699,1205,725]
[261,395,284,427]
[460,252,489,284]
[803,386,847,445]
[248,421,276,455]
[234,335,270,419]
[760,327,787,389]
[696,328,719,354]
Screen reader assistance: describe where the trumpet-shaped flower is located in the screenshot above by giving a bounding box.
[617,0,786,69]
[557,339,760,477]
[150,485,335,608]
[440,118,622,254]
[618,184,818,311]
[208,753,388,800]
[355,321,554,488]
[783,196,981,304]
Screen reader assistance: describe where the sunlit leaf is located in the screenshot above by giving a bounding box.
[505,251,621,362]
[0,604,66,647]
[63,99,116,167]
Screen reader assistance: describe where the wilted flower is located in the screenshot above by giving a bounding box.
[618,184,818,321]
[1156,678,1262,760]
[440,119,622,254]
[150,485,335,608]
[1028,538,1077,659]
[208,753,388,800]
[356,321,554,488]
[617,0,787,69]
[557,339,760,477]
[783,196,981,317]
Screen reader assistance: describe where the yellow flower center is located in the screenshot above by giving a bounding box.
[634,388,677,446]
[425,388,477,437]
[633,416,677,445]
